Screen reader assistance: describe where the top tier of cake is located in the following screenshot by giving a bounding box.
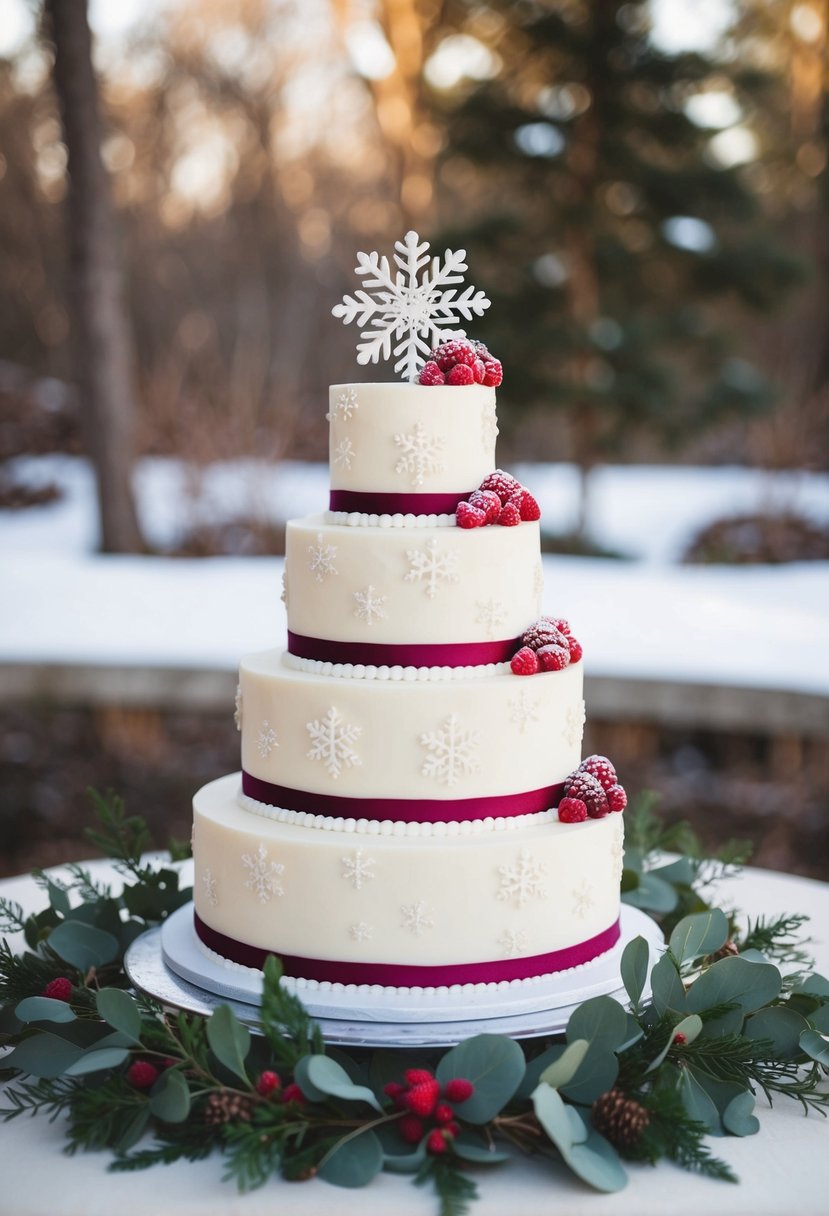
[328,382,497,515]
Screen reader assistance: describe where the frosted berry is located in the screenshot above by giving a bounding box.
[473,340,491,360]
[673,1032,687,1046]
[509,488,541,522]
[281,1082,306,1105]
[510,647,539,676]
[469,489,501,524]
[544,616,571,636]
[127,1060,159,1090]
[567,636,583,663]
[607,784,627,813]
[498,501,521,526]
[404,1068,435,1086]
[482,358,503,387]
[418,360,445,386]
[427,1129,449,1155]
[472,357,486,384]
[434,1103,455,1125]
[42,977,73,1002]
[522,619,568,652]
[256,1070,281,1097]
[404,1079,441,1118]
[456,500,487,529]
[447,363,475,386]
[565,771,609,818]
[480,469,520,503]
[579,755,617,791]
[537,643,570,671]
[444,1077,475,1104]
[432,338,477,372]
[398,1114,425,1143]
[558,797,588,824]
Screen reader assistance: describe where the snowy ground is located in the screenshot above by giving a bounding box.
[3,456,829,696]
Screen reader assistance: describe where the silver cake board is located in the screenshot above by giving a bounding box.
[125,903,662,1047]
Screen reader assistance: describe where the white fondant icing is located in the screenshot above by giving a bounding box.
[234,684,242,731]
[327,511,457,528]
[283,653,511,681]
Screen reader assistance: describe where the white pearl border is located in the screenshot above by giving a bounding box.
[327,511,456,528]
[283,652,511,681]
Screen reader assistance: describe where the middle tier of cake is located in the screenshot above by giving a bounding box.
[238,649,585,822]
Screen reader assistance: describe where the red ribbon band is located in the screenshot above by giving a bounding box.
[329,489,471,514]
[241,770,564,824]
[194,913,621,986]
[287,631,521,667]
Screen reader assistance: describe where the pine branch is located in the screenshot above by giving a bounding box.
[0,939,70,1003]
[221,1120,288,1191]
[683,1035,829,1114]
[635,1088,737,1182]
[112,1124,217,1172]
[0,898,27,934]
[0,1076,80,1122]
[64,1079,150,1154]
[415,1157,479,1216]
[259,957,324,1069]
[739,914,813,970]
[84,788,153,879]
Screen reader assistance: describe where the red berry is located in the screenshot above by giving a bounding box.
[256,1070,281,1097]
[479,469,520,504]
[446,1121,460,1138]
[404,1079,440,1118]
[427,1129,448,1155]
[434,1103,455,1125]
[567,636,583,663]
[42,977,73,1002]
[432,338,477,372]
[418,360,445,386]
[607,784,627,813]
[473,340,491,360]
[444,1077,475,1104]
[398,1114,425,1143]
[498,501,521,526]
[127,1061,159,1090]
[673,1032,687,1046]
[468,489,501,524]
[456,501,487,529]
[564,771,609,818]
[281,1082,306,1105]
[447,363,475,386]
[510,646,539,676]
[537,643,570,671]
[547,617,571,636]
[579,755,617,791]
[522,618,569,652]
[558,797,588,824]
[404,1068,434,1086]
[509,488,541,522]
[384,1080,405,1098]
[472,358,486,384]
[482,358,503,387]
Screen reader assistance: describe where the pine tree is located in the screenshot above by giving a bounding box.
[429,0,805,540]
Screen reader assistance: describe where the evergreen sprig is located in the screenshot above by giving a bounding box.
[416,1157,479,1216]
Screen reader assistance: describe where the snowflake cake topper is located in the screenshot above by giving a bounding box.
[332,230,491,382]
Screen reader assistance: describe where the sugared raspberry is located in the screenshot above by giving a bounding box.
[432,339,477,372]
[479,469,520,503]
[427,1129,449,1155]
[444,1077,474,1104]
[418,360,445,386]
[537,643,570,671]
[482,358,503,387]
[404,1079,441,1118]
[42,977,73,1002]
[511,647,539,676]
[607,784,627,813]
[398,1114,425,1143]
[256,1070,281,1096]
[472,358,486,384]
[281,1082,306,1105]
[404,1069,435,1086]
[579,755,617,791]
[545,617,572,636]
[567,636,583,663]
[127,1061,159,1090]
[473,340,491,360]
[456,501,487,529]
[522,619,569,652]
[447,363,475,386]
[558,797,588,824]
[434,1103,455,1125]
[509,488,541,522]
[469,489,501,524]
[564,771,609,818]
[498,501,521,526]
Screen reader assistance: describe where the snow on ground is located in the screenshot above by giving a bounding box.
[2,456,829,694]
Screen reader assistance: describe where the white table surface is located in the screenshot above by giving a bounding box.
[1,858,828,1216]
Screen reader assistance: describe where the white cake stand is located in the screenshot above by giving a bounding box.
[124,902,662,1047]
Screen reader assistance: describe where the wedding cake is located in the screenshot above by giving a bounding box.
[191,233,625,999]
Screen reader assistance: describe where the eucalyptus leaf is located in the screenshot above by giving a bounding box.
[149,1068,192,1122]
[792,973,829,999]
[539,1039,589,1090]
[620,935,650,1011]
[48,920,119,970]
[436,1034,525,1123]
[669,910,729,966]
[516,1043,567,1101]
[799,1029,829,1066]
[96,987,143,1044]
[745,1006,810,1059]
[5,1031,84,1078]
[303,1054,382,1112]
[566,996,628,1051]
[559,1049,619,1106]
[15,996,76,1025]
[382,1142,427,1174]
[206,1004,250,1084]
[722,1091,760,1137]
[650,856,696,885]
[532,1085,626,1193]
[45,880,72,918]
[318,1128,383,1188]
[679,1068,722,1134]
[452,1131,512,1165]
[807,1004,829,1033]
[650,952,687,1017]
[65,1046,130,1075]
[621,871,678,913]
[686,957,781,1018]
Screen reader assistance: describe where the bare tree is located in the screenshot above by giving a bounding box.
[44,0,144,552]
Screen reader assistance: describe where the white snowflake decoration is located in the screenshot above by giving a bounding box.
[233,684,243,732]
[401,901,435,937]
[508,690,541,735]
[563,700,586,748]
[420,713,481,787]
[341,848,376,890]
[498,928,528,958]
[333,438,355,470]
[307,532,338,582]
[404,538,459,599]
[393,421,445,486]
[257,720,278,758]
[497,849,547,907]
[202,868,218,908]
[571,880,594,919]
[332,230,491,382]
[349,921,374,943]
[242,842,284,904]
[281,570,289,608]
[475,598,507,638]
[306,707,362,778]
[353,584,387,626]
[610,819,625,882]
[326,388,359,422]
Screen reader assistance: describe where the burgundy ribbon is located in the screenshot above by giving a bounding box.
[195,913,621,985]
[242,770,564,823]
[329,489,471,514]
[287,631,521,667]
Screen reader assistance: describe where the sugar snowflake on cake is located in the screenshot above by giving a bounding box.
[353,584,387,625]
[307,533,338,582]
[331,230,491,382]
[306,707,362,778]
[332,438,355,470]
[393,421,445,486]
[341,848,376,890]
[242,842,284,904]
[349,921,374,943]
[400,900,435,936]
[201,868,218,907]
[498,928,528,958]
[475,598,507,638]
[497,848,547,907]
[233,684,243,732]
[256,720,278,758]
[404,538,459,599]
[571,880,594,918]
[420,713,481,787]
[326,387,359,422]
[507,690,541,734]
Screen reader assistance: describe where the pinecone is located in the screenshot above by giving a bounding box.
[204,1090,255,1125]
[712,939,739,960]
[591,1089,650,1149]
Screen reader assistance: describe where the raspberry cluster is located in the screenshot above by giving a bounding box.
[253,1072,306,1105]
[557,755,627,822]
[456,470,541,529]
[510,616,583,675]
[418,338,502,388]
[384,1068,475,1155]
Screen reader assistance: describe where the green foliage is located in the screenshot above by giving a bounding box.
[435,1034,525,1123]
[415,1157,479,1216]
[259,955,324,1069]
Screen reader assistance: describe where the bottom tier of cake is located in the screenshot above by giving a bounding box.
[192,774,624,987]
